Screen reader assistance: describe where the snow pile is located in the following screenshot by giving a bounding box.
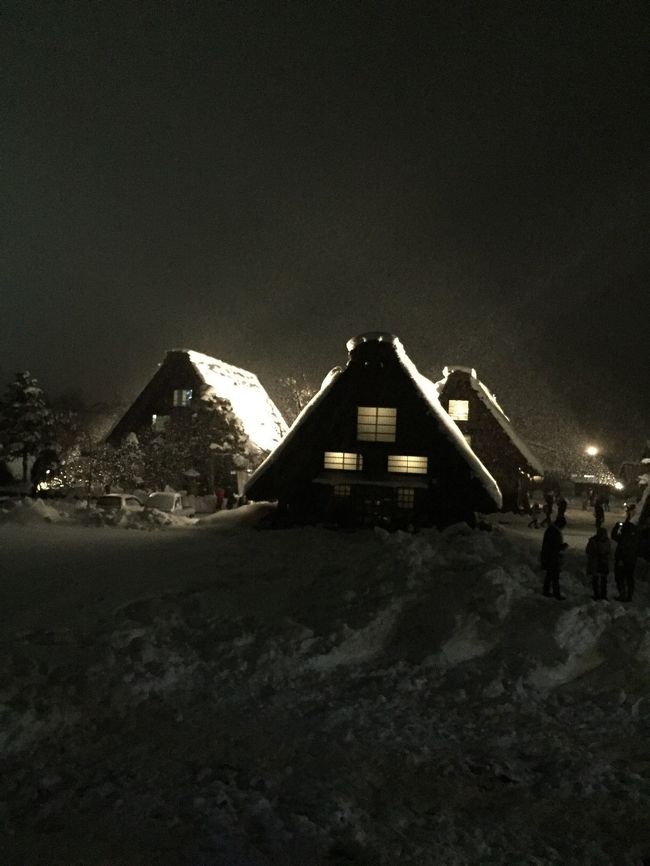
[2,519,650,864]
[0,496,64,524]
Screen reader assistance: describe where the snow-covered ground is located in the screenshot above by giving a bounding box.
[1,500,649,865]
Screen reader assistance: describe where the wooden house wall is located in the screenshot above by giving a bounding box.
[106,353,203,444]
[438,374,533,511]
[247,342,497,527]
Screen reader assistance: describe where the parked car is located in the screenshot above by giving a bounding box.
[96,494,144,512]
[144,491,195,517]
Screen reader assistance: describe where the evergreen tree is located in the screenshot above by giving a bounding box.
[0,371,54,484]
[140,390,251,492]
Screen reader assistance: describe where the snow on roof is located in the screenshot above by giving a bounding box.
[183,349,287,452]
[437,366,544,475]
[392,342,502,508]
[247,335,502,509]
[246,366,343,489]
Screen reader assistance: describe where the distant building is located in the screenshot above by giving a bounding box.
[245,333,501,529]
[107,349,287,491]
[619,440,650,496]
[436,366,544,512]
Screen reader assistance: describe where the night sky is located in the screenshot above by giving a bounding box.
[2,1,648,459]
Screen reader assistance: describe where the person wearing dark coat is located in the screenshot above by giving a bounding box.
[556,494,568,523]
[611,510,639,602]
[540,492,554,528]
[541,519,568,599]
[594,501,605,529]
[586,526,611,600]
[528,502,541,528]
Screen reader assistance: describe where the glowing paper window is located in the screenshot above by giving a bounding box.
[324,451,363,471]
[387,455,428,474]
[151,414,169,432]
[334,484,351,497]
[357,407,397,442]
[173,388,193,407]
[448,399,469,421]
[397,488,415,509]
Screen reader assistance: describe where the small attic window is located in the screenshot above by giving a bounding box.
[357,407,397,442]
[387,455,428,474]
[173,388,193,407]
[324,451,363,471]
[448,399,469,421]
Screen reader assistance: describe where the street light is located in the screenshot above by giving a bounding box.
[585,445,599,457]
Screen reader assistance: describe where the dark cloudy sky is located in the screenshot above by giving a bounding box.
[2,1,648,458]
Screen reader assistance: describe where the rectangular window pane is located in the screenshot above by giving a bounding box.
[387,455,428,474]
[152,414,169,432]
[397,488,415,508]
[324,451,363,471]
[448,399,469,421]
[334,484,351,497]
[173,388,193,407]
[357,407,396,442]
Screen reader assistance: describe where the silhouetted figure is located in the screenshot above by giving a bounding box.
[528,502,541,528]
[556,494,568,522]
[611,507,638,602]
[586,526,611,600]
[540,492,554,528]
[541,519,568,599]
[594,501,605,529]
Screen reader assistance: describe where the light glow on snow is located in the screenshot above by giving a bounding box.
[185,349,287,452]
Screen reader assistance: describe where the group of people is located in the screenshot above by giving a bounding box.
[528,491,567,529]
[540,504,640,602]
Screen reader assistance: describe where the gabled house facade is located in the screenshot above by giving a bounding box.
[107,349,287,492]
[245,334,501,529]
[436,366,544,512]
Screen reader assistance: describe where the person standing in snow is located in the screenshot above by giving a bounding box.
[611,506,638,602]
[556,493,568,523]
[528,502,541,528]
[594,500,605,529]
[586,526,611,600]
[540,518,568,599]
[540,492,554,527]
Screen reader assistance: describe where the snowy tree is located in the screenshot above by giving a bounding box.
[0,371,55,484]
[139,390,251,492]
[273,373,316,425]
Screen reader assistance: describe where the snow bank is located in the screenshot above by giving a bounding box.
[2,517,650,865]
[0,497,64,524]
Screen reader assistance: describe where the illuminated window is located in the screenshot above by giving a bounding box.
[151,414,169,432]
[448,399,469,421]
[324,451,363,471]
[387,455,428,474]
[397,488,415,509]
[173,388,193,407]
[334,484,351,497]
[357,407,397,442]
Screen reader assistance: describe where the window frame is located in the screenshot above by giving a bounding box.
[173,388,193,408]
[396,488,415,509]
[356,406,397,442]
[324,451,364,471]
[448,399,469,421]
[387,455,428,475]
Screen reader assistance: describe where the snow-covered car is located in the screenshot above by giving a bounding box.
[144,492,195,517]
[96,494,144,513]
